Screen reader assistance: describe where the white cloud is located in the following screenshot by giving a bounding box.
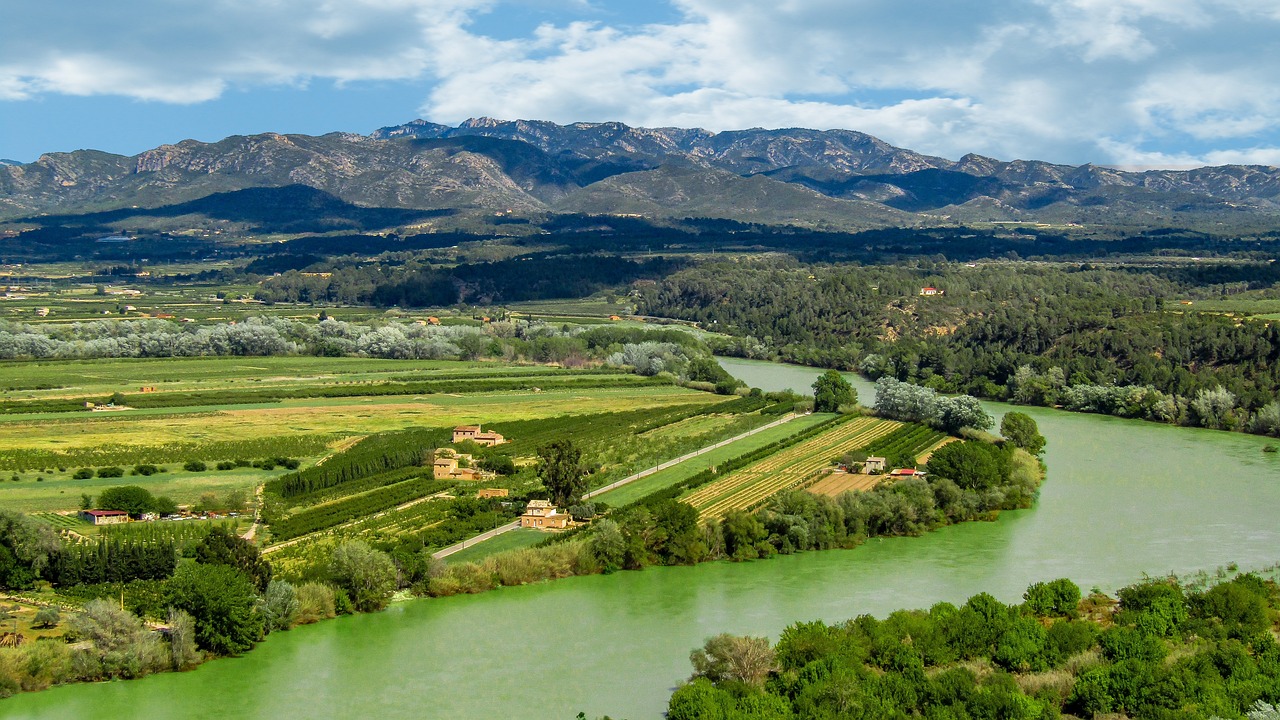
[4,0,1280,167]
[0,0,488,102]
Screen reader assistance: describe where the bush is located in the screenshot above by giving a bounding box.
[132,464,160,476]
[72,468,94,480]
[96,466,124,479]
[216,461,235,471]
[294,583,336,625]
[329,541,397,612]
[183,460,207,472]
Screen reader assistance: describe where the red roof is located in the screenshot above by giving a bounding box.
[84,509,128,517]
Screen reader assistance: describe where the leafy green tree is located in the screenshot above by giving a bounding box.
[166,562,264,656]
[926,441,1006,491]
[588,518,626,572]
[812,370,856,412]
[1023,578,1081,618]
[329,541,397,612]
[193,526,272,591]
[721,510,768,561]
[0,510,61,590]
[79,493,93,510]
[97,485,156,516]
[151,496,179,516]
[1001,412,1046,454]
[538,439,586,507]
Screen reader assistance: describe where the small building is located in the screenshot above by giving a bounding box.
[433,452,479,480]
[863,457,886,474]
[80,509,129,525]
[426,316,441,325]
[35,307,49,317]
[452,425,506,447]
[889,468,926,479]
[140,386,156,393]
[520,500,569,529]
[609,315,621,321]
[477,488,509,499]
[919,287,943,297]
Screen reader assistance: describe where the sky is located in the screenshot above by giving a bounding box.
[2,0,1279,168]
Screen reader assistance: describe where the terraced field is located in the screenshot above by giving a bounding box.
[684,417,901,519]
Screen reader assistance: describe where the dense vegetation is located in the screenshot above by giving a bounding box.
[642,259,1280,435]
[641,570,1280,720]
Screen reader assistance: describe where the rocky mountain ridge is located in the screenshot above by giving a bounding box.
[2,118,1278,230]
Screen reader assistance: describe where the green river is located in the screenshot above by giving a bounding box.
[4,358,1278,719]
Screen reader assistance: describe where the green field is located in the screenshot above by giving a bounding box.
[3,466,280,514]
[593,412,832,506]
[0,354,723,513]
[443,528,549,564]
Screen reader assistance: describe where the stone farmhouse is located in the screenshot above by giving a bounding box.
[519,499,569,529]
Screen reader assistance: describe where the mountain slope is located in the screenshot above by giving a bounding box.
[3,118,1279,230]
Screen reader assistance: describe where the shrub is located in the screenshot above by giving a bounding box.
[216,461,235,471]
[72,468,94,480]
[294,583,336,625]
[96,466,124,478]
[132,465,160,476]
[183,460,207,472]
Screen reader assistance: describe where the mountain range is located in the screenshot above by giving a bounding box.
[3,118,1279,232]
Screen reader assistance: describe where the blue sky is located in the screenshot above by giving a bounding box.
[3,0,1279,168]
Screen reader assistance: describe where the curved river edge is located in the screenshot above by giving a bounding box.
[3,358,1278,719]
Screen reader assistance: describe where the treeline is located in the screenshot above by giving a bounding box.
[650,570,1280,720]
[267,428,449,499]
[267,477,455,542]
[46,538,178,586]
[642,259,1280,435]
[255,253,682,306]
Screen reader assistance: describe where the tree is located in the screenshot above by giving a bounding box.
[33,606,60,628]
[926,441,1006,491]
[0,510,61,590]
[935,395,993,433]
[538,439,586,507]
[721,510,768,561]
[263,579,299,631]
[589,519,626,572]
[166,608,203,671]
[166,562,264,656]
[71,599,168,678]
[97,485,156,516]
[812,369,856,412]
[329,541,397,612]
[689,633,776,687]
[1001,412,1046,454]
[193,526,272,591]
[1024,578,1081,618]
[79,493,93,510]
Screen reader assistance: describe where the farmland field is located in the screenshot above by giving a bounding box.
[684,417,901,519]
[806,472,885,497]
[0,355,722,513]
[2,466,281,514]
[442,528,548,565]
[592,413,832,507]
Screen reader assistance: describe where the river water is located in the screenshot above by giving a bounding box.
[4,358,1277,719]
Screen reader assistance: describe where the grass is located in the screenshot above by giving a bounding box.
[593,413,833,506]
[0,466,280,514]
[443,528,548,565]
